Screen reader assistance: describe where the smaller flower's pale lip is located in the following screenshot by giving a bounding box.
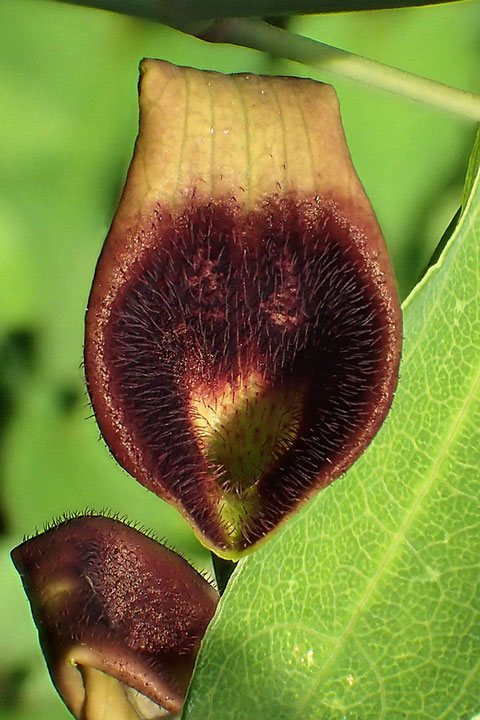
[11,515,218,719]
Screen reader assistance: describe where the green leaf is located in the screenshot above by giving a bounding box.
[462,124,480,211]
[183,131,480,718]
[53,0,469,27]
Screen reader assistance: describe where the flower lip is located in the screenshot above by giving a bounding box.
[88,195,401,556]
[11,514,218,719]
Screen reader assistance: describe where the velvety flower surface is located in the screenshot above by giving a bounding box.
[11,515,218,719]
[85,61,402,558]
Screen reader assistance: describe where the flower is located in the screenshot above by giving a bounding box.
[85,61,401,558]
[11,514,218,719]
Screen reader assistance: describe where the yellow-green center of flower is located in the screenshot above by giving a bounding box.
[190,372,305,494]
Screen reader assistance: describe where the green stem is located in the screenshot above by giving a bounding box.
[51,1,480,121]
[211,553,237,595]
[202,18,480,122]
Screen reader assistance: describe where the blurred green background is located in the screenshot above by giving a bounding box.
[0,1,479,718]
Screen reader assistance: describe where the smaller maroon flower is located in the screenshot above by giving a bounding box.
[11,515,218,719]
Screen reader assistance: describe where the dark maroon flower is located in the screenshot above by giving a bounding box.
[85,61,402,558]
[11,515,218,719]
